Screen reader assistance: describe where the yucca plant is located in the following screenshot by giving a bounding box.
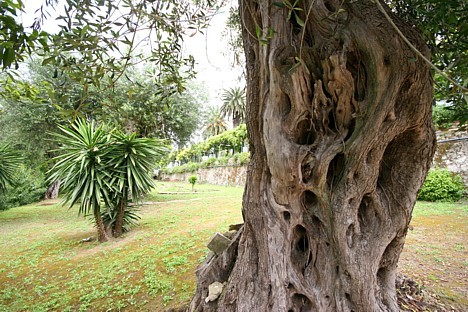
[0,144,22,193]
[49,120,168,241]
[107,130,167,237]
[100,205,141,235]
[48,119,113,242]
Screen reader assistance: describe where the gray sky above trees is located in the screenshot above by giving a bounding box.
[19,0,244,108]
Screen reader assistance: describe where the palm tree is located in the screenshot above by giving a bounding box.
[49,120,113,242]
[202,107,227,139]
[220,87,246,127]
[107,131,166,237]
[0,144,21,193]
[49,119,167,241]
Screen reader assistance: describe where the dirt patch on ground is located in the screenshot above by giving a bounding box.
[398,207,467,311]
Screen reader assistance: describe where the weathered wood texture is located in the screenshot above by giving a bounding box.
[190,0,435,311]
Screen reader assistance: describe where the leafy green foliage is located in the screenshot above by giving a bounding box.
[0,165,46,211]
[165,162,200,174]
[275,0,305,27]
[0,0,49,69]
[0,60,203,193]
[391,0,467,128]
[1,0,216,127]
[432,105,458,130]
[200,157,217,168]
[100,77,204,146]
[176,124,248,164]
[233,152,250,166]
[163,151,250,175]
[0,143,21,193]
[0,74,61,171]
[188,175,197,191]
[418,168,465,202]
[37,0,213,96]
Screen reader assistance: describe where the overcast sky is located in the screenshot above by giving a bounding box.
[183,10,244,107]
[19,1,244,108]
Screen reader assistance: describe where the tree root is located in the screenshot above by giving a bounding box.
[396,275,457,312]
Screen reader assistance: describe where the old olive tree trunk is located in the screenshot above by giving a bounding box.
[190,0,435,311]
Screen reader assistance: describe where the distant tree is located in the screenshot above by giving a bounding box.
[220,87,246,127]
[0,76,60,171]
[202,107,228,139]
[100,75,204,146]
[390,0,467,127]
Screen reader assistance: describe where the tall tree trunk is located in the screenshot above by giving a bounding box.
[191,0,435,311]
[94,208,109,243]
[233,112,241,128]
[113,189,127,237]
[45,180,60,199]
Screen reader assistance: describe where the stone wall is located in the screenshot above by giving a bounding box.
[162,134,468,187]
[160,165,247,187]
[433,132,468,185]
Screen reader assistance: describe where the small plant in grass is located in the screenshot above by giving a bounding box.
[418,168,465,202]
[188,175,197,192]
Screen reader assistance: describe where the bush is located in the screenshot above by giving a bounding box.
[217,156,230,166]
[432,105,456,130]
[0,166,46,210]
[200,157,217,168]
[237,152,250,165]
[162,162,200,174]
[418,168,465,202]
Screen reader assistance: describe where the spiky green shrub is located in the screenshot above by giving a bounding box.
[49,119,167,241]
[0,144,21,193]
[106,130,167,236]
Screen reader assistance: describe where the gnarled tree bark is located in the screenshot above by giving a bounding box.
[190,0,435,311]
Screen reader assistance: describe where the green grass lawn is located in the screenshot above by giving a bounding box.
[401,201,468,309]
[0,182,466,311]
[0,182,243,311]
